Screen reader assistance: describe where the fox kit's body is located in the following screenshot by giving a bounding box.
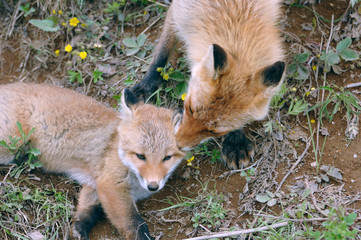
[132,0,285,168]
[0,83,183,240]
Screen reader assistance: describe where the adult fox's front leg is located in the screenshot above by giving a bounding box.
[131,5,177,101]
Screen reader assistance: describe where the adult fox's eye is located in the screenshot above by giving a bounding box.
[163,155,172,161]
[136,154,146,160]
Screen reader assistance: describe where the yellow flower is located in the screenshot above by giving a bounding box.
[52,10,56,14]
[311,87,316,91]
[306,92,310,96]
[181,93,187,101]
[54,49,60,57]
[58,10,63,15]
[69,17,80,27]
[62,22,66,26]
[310,119,315,124]
[79,51,87,60]
[144,11,147,15]
[65,44,72,52]
[81,23,87,28]
[187,156,195,166]
[291,87,297,92]
[163,74,169,80]
[156,67,162,72]
[312,66,317,71]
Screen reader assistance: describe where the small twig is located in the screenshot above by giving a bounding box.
[345,82,361,89]
[139,16,162,36]
[182,222,288,240]
[198,224,211,234]
[275,139,311,194]
[305,178,329,218]
[161,216,183,223]
[254,213,328,222]
[1,165,15,183]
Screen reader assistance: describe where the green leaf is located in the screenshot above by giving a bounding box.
[287,63,297,75]
[136,34,147,47]
[339,49,359,61]
[336,37,352,53]
[297,52,310,64]
[126,48,140,56]
[325,50,340,66]
[345,212,357,226]
[174,81,188,98]
[123,38,138,48]
[29,19,60,32]
[256,194,271,203]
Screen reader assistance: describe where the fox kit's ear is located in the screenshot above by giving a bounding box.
[262,61,285,86]
[203,44,227,79]
[172,110,182,134]
[120,88,140,119]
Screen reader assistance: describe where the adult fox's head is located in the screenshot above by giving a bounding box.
[176,44,285,149]
[118,89,184,194]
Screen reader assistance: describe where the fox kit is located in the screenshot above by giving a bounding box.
[0,83,184,240]
[131,0,285,169]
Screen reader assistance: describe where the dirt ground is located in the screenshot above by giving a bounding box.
[1,1,361,240]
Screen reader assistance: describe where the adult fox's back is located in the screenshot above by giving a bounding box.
[172,0,283,69]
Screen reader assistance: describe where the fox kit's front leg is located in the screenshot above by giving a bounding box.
[96,175,152,240]
[72,185,102,240]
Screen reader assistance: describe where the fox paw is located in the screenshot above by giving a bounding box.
[221,129,253,169]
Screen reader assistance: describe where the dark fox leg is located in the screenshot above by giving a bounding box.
[72,185,102,240]
[221,129,254,169]
[131,5,177,101]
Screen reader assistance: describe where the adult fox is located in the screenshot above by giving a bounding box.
[131,0,285,168]
[0,83,184,240]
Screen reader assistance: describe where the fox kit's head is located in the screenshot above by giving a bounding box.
[176,44,285,149]
[118,89,184,194]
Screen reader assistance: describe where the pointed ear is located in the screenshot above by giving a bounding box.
[172,110,183,134]
[120,88,140,119]
[203,44,227,79]
[262,61,285,86]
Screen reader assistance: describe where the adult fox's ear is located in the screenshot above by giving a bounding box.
[120,88,140,119]
[262,61,285,86]
[202,44,228,79]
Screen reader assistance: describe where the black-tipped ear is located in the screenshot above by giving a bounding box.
[263,61,285,86]
[124,88,140,107]
[212,44,227,72]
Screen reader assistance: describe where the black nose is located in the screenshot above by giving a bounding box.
[147,181,159,191]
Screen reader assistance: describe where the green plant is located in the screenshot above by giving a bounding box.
[92,69,104,83]
[309,86,361,125]
[19,3,35,17]
[161,181,227,230]
[320,37,359,72]
[0,122,42,179]
[240,167,255,182]
[123,33,151,57]
[305,208,357,239]
[287,52,310,80]
[68,70,83,84]
[193,141,221,164]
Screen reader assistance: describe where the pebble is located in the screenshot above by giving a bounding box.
[351,179,355,183]
[354,154,358,158]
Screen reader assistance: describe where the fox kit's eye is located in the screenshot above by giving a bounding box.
[136,154,146,160]
[163,155,172,161]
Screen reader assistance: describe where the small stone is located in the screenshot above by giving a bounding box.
[354,154,358,158]
[351,179,355,183]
